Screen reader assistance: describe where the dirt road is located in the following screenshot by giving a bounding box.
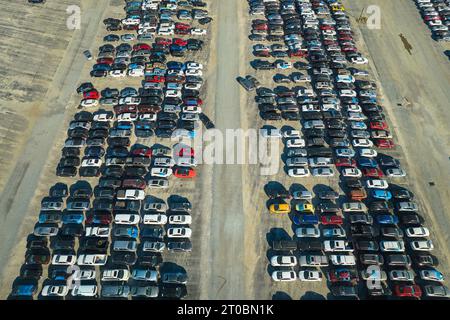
[343,0,450,271]
[205,0,247,299]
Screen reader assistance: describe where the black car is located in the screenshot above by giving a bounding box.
[102,166,124,178]
[141,227,164,240]
[282,111,301,120]
[90,70,108,77]
[124,166,147,177]
[59,157,80,167]
[79,167,100,177]
[411,253,438,268]
[344,178,363,189]
[350,225,377,238]
[400,213,422,225]
[98,177,121,189]
[60,224,84,237]
[103,34,120,42]
[51,237,76,251]
[167,240,193,252]
[56,166,77,177]
[76,83,94,94]
[111,252,137,266]
[137,253,163,267]
[74,111,93,122]
[20,265,43,280]
[159,285,187,299]
[79,238,109,253]
[101,87,119,98]
[84,146,105,158]
[261,111,281,120]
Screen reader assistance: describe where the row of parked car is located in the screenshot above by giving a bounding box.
[9,0,215,300]
[251,0,448,299]
[415,0,450,42]
[266,184,449,299]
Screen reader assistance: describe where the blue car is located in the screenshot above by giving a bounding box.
[115,121,133,130]
[11,284,36,297]
[184,98,199,106]
[352,121,367,130]
[170,44,187,52]
[376,214,399,225]
[370,189,392,200]
[421,269,444,282]
[62,213,84,224]
[93,64,111,72]
[128,63,143,70]
[135,122,153,130]
[358,158,378,168]
[293,214,319,225]
[167,61,184,70]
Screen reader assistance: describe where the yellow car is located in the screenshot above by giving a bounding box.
[295,203,314,214]
[331,5,345,12]
[269,203,291,214]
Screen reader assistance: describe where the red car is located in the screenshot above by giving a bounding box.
[342,46,357,52]
[176,147,195,157]
[320,215,343,225]
[370,121,388,130]
[122,178,146,189]
[133,43,151,51]
[394,285,422,299]
[155,37,173,45]
[253,24,268,30]
[289,50,308,58]
[255,51,271,57]
[97,58,114,65]
[338,35,353,41]
[83,89,99,100]
[327,269,358,284]
[335,158,356,168]
[86,213,112,225]
[375,139,395,149]
[424,15,441,21]
[174,167,196,178]
[175,22,191,30]
[320,25,335,31]
[131,148,152,158]
[362,168,383,178]
[145,75,165,83]
[173,38,188,46]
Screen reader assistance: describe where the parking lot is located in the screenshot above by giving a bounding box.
[1,0,450,300]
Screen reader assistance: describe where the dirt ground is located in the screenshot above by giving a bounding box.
[0,0,449,300]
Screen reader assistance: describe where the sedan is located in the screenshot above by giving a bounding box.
[298,270,323,282]
[271,271,297,282]
[270,255,297,267]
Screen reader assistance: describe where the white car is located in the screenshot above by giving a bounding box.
[352,139,374,148]
[410,240,434,251]
[190,28,207,35]
[150,167,173,177]
[270,255,298,267]
[271,271,297,282]
[114,214,141,225]
[295,226,320,238]
[139,113,157,121]
[116,189,145,200]
[52,254,76,266]
[347,112,368,121]
[109,69,127,77]
[71,285,98,297]
[42,285,69,297]
[142,214,168,225]
[85,227,110,238]
[366,179,389,189]
[359,148,377,158]
[93,113,113,122]
[347,105,362,112]
[165,89,182,98]
[342,202,368,213]
[260,128,282,138]
[405,227,430,238]
[350,56,369,64]
[80,99,98,108]
[288,168,310,177]
[182,106,202,113]
[128,68,144,77]
[184,82,202,90]
[311,167,334,177]
[386,168,406,177]
[101,269,130,282]
[167,227,192,238]
[329,255,356,266]
[77,254,108,266]
[186,62,203,70]
[380,241,405,252]
[117,112,138,122]
[72,269,96,281]
[81,158,102,167]
[282,130,301,138]
[298,270,323,281]
[185,69,203,76]
[168,215,192,225]
[339,89,357,97]
[341,168,362,178]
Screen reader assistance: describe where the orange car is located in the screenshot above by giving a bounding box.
[269,203,291,214]
[349,188,367,201]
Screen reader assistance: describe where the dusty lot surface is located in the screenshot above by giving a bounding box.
[343,0,450,284]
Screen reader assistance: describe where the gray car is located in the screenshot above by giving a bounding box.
[101,285,130,298]
[130,285,159,298]
[161,272,188,285]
